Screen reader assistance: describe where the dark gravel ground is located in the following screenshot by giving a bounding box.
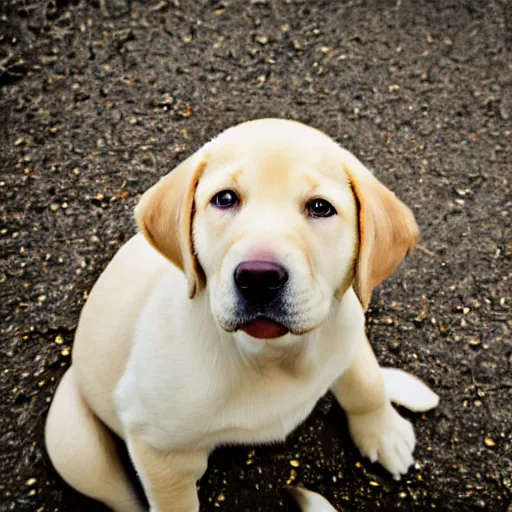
[1,1,511,511]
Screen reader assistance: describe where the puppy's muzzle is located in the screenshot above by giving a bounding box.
[234,261,288,304]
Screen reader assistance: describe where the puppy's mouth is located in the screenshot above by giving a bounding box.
[239,317,289,339]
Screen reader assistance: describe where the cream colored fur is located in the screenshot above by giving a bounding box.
[45,119,439,512]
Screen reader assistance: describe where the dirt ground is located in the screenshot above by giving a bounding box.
[0,0,511,511]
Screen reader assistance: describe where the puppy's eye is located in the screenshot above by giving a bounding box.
[211,190,239,209]
[306,198,337,218]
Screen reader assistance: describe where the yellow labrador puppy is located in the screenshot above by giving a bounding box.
[45,119,439,512]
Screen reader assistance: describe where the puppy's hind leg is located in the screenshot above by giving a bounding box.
[45,367,144,512]
[381,367,439,413]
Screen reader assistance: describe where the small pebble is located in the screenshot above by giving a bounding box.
[286,469,297,485]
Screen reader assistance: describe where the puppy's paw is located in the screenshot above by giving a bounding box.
[347,402,415,479]
[287,488,337,512]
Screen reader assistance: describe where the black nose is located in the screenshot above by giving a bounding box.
[234,261,288,303]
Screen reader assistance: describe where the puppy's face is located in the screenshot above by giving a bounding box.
[193,122,358,339]
[136,119,419,341]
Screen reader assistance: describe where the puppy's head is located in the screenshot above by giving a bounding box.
[136,119,418,340]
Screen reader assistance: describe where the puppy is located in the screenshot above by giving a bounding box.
[45,119,439,512]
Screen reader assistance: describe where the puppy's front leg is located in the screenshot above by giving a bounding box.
[331,336,415,479]
[127,436,207,512]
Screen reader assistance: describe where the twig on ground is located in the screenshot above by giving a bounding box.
[416,244,436,257]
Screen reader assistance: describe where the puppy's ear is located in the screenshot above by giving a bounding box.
[342,151,419,309]
[135,154,207,299]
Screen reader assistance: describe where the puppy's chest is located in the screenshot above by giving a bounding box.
[117,350,345,451]
[209,362,337,446]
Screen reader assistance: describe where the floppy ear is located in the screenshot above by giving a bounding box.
[342,151,419,310]
[134,154,207,299]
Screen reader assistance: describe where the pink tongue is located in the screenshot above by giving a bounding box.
[241,319,289,339]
